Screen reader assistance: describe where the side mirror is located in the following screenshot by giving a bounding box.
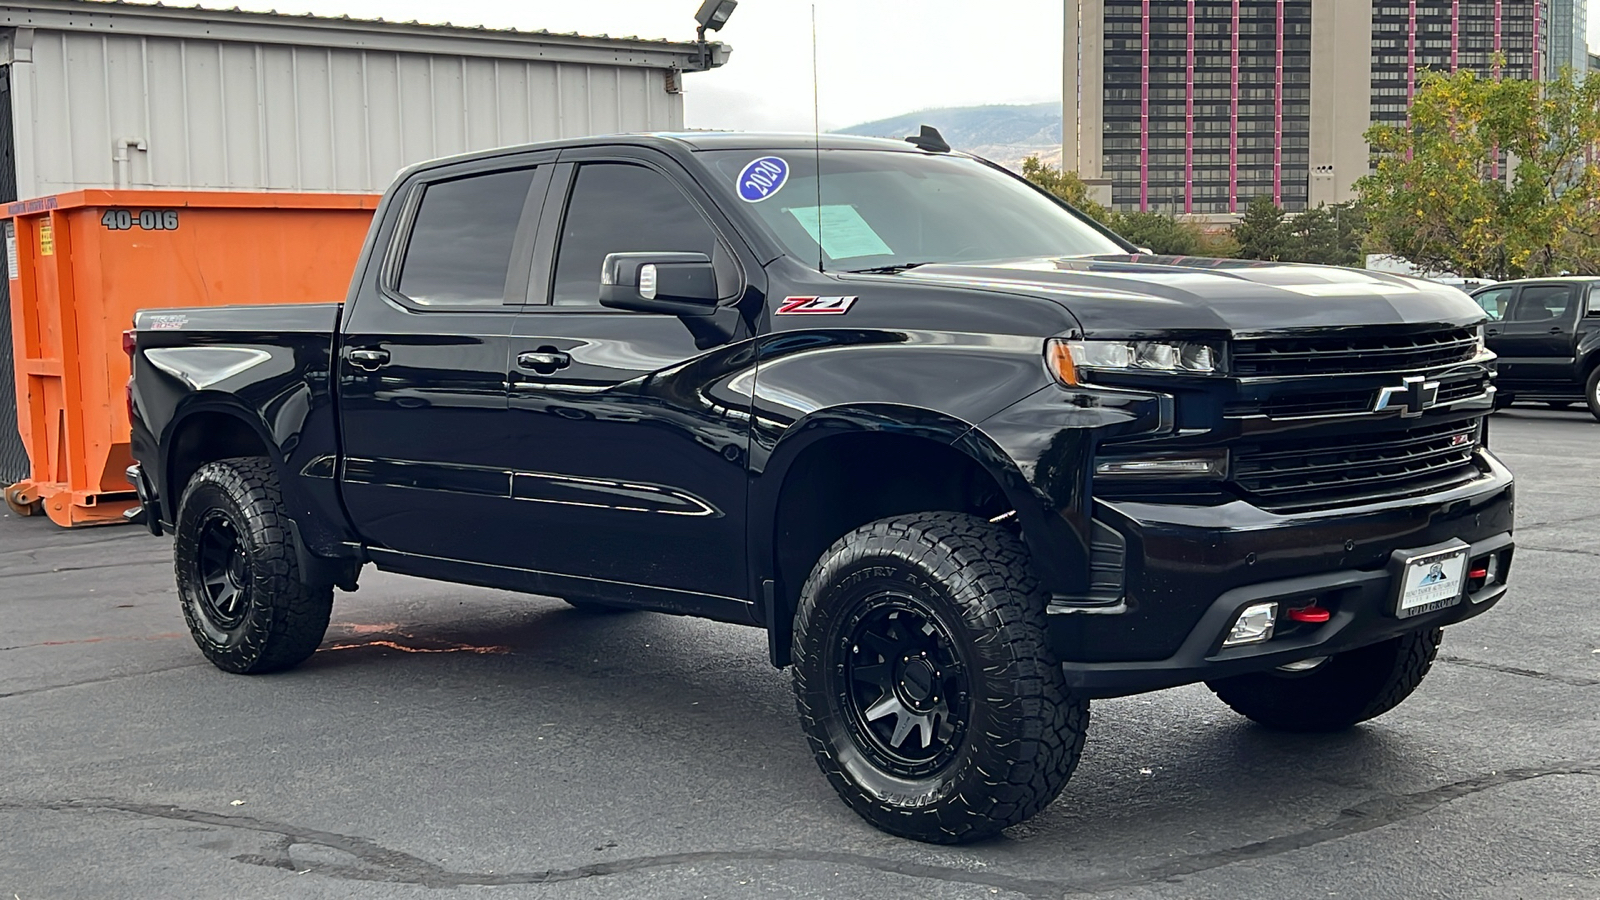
[599,252,719,316]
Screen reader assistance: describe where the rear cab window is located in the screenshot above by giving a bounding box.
[393,167,542,307]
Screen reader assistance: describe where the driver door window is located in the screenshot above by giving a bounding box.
[1473,287,1513,321]
[550,163,719,306]
[1506,285,1575,322]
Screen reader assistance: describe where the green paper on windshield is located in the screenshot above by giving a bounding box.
[787,204,893,259]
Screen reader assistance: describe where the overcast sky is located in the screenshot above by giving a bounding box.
[181,1,1600,132]
[216,0,1066,132]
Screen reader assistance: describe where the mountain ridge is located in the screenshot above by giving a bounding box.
[833,102,1063,170]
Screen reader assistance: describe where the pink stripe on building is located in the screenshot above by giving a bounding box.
[1273,0,1284,205]
[1451,0,1460,72]
[1229,0,1240,213]
[1533,0,1541,80]
[1493,0,1502,180]
[1185,0,1196,214]
[1140,0,1151,211]
[1407,0,1417,104]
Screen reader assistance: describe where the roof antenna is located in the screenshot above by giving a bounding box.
[905,125,951,154]
[812,4,824,273]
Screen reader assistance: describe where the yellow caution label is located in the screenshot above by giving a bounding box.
[38,221,53,256]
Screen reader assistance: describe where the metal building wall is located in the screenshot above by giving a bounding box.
[6,30,683,198]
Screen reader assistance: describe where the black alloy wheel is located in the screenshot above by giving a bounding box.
[174,457,334,674]
[836,594,970,780]
[792,512,1088,844]
[194,512,252,633]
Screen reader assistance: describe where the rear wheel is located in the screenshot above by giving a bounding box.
[1585,366,1600,422]
[792,512,1088,844]
[1205,628,1442,732]
[174,457,333,674]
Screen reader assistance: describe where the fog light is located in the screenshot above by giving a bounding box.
[1224,602,1277,647]
[1094,453,1227,479]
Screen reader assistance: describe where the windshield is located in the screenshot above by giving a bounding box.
[702,149,1124,271]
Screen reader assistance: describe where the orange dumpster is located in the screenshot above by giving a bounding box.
[2,190,378,527]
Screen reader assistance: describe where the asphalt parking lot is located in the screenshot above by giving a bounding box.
[2,408,1597,900]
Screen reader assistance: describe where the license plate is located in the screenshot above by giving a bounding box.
[1395,548,1468,617]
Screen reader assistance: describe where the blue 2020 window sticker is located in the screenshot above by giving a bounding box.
[737,157,789,202]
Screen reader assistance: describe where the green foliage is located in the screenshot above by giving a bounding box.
[1020,157,1363,265]
[1021,156,1112,223]
[1357,67,1600,279]
[1232,196,1291,261]
[1230,197,1367,265]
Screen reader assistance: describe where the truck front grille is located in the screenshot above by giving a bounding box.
[1232,419,1483,512]
[1232,327,1478,377]
[1224,370,1490,419]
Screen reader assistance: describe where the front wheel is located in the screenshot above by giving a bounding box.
[174,457,334,674]
[791,512,1088,844]
[1585,366,1600,422]
[1205,628,1442,732]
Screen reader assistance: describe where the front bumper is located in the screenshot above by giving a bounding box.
[1049,451,1515,698]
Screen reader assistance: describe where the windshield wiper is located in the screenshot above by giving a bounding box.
[845,262,935,274]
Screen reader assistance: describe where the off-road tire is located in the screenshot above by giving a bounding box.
[1206,628,1443,733]
[792,512,1088,844]
[1585,366,1600,422]
[174,457,333,674]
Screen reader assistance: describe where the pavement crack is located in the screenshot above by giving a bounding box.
[0,662,210,700]
[1514,543,1600,559]
[1062,759,1600,895]
[1437,654,1600,687]
[0,799,1066,896]
[4,559,169,578]
[8,762,1599,897]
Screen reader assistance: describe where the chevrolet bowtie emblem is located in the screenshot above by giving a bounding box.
[1373,375,1440,417]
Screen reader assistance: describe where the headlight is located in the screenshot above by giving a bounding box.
[1474,324,1486,355]
[1046,338,1222,385]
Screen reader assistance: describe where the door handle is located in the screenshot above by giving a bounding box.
[517,350,571,372]
[1485,328,1501,336]
[346,348,391,370]
[1549,326,1564,334]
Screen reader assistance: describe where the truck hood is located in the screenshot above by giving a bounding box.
[887,255,1484,336]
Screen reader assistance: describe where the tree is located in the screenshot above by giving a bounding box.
[1019,157,1239,258]
[1357,67,1600,279]
[1232,195,1292,261]
[1020,156,1112,224]
[1284,201,1366,267]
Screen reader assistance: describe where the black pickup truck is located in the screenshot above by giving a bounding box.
[1469,277,1600,419]
[127,132,1515,844]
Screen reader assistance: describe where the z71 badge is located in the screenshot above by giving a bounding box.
[776,296,858,315]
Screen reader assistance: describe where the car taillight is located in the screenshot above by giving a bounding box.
[122,329,136,357]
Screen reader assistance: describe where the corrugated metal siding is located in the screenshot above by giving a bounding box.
[0,63,25,485]
[11,30,684,198]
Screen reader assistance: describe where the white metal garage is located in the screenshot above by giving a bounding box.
[0,0,729,485]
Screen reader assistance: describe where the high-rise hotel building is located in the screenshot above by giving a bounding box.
[1064,1,1558,215]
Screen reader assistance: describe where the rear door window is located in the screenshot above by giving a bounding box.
[1506,284,1576,322]
[396,168,541,307]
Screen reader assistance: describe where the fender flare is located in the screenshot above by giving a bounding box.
[158,396,360,590]
[747,402,1054,665]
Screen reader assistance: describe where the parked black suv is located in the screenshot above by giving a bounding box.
[1471,277,1600,419]
[126,133,1515,843]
